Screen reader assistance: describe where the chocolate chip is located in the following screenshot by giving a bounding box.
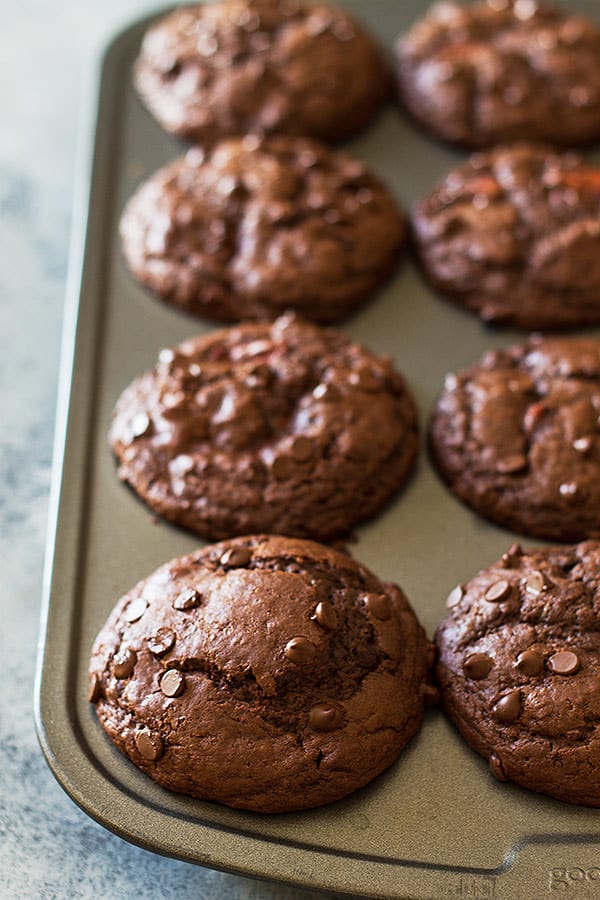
[363,592,391,621]
[312,601,338,632]
[271,454,295,480]
[220,546,251,568]
[349,368,381,392]
[198,33,219,56]
[493,689,522,723]
[217,175,240,198]
[548,650,580,675]
[503,85,526,107]
[446,585,464,608]
[147,628,176,657]
[131,412,151,438]
[290,436,315,462]
[173,587,201,610]
[573,436,593,454]
[341,160,367,180]
[515,649,544,676]
[501,543,523,567]
[559,481,579,497]
[111,647,137,679]
[125,598,148,623]
[244,364,272,390]
[485,580,511,603]
[489,751,509,782]
[284,636,318,665]
[162,390,185,411]
[170,454,194,477]
[238,9,260,31]
[135,729,164,761]
[233,339,270,360]
[332,19,354,41]
[463,653,493,679]
[268,201,295,224]
[309,704,342,732]
[513,0,537,21]
[88,673,101,703]
[312,382,339,402]
[249,31,270,52]
[307,190,327,210]
[357,188,374,205]
[524,570,547,595]
[298,149,318,168]
[306,14,331,36]
[497,454,527,474]
[160,669,186,697]
[158,348,175,365]
[536,28,558,50]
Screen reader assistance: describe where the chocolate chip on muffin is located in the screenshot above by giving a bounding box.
[412,143,600,329]
[430,336,600,541]
[437,540,600,806]
[89,535,434,812]
[396,0,600,149]
[110,314,419,541]
[134,0,390,144]
[120,136,405,324]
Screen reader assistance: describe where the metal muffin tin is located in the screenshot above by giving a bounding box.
[35,2,600,897]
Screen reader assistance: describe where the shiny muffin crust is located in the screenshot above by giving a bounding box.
[437,541,600,806]
[412,143,600,330]
[110,315,419,542]
[395,0,600,149]
[430,337,600,542]
[89,535,434,812]
[120,136,406,324]
[134,0,390,145]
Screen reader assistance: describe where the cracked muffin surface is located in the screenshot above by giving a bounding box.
[437,541,600,806]
[134,0,389,144]
[89,535,433,812]
[110,314,419,542]
[430,337,600,541]
[412,143,600,329]
[396,0,600,149]
[119,136,405,324]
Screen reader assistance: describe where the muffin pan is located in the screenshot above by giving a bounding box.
[36,2,600,898]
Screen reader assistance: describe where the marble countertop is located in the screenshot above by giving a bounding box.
[0,2,345,897]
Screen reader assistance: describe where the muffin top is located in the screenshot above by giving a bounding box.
[396,0,600,148]
[120,137,405,324]
[89,535,433,812]
[412,143,600,329]
[430,336,600,542]
[437,540,600,806]
[135,0,389,144]
[110,315,419,541]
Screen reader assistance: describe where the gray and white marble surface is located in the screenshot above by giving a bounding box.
[0,2,345,897]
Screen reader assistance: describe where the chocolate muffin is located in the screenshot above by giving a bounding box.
[412,143,600,330]
[134,0,389,145]
[437,540,600,806]
[110,314,419,542]
[396,0,600,149]
[430,337,600,542]
[89,535,434,812]
[120,137,406,324]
